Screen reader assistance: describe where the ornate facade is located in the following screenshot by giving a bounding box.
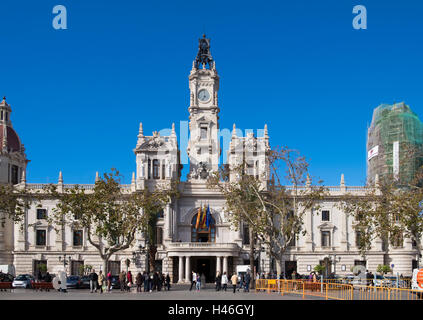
[0,36,420,281]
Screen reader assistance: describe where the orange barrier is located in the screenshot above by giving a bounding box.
[255,279,422,300]
[356,285,423,300]
[255,279,353,300]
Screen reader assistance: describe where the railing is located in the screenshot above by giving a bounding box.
[26,183,131,192]
[255,279,422,300]
[356,285,423,300]
[255,279,353,300]
[323,278,412,288]
[168,242,239,249]
[283,186,369,193]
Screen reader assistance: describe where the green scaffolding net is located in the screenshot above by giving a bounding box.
[367,102,423,184]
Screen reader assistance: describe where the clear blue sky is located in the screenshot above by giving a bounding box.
[1,0,422,185]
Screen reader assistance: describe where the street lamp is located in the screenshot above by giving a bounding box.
[331,254,341,276]
[132,241,150,273]
[58,254,71,275]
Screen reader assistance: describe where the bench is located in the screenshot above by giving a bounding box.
[0,282,13,292]
[32,282,54,291]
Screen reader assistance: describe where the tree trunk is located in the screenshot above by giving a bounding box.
[149,245,157,272]
[249,229,255,285]
[103,258,108,275]
[276,258,282,277]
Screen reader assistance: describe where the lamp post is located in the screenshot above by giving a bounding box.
[332,254,341,276]
[132,241,150,274]
[58,254,71,275]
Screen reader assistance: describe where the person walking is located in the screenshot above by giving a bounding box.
[98,271,104,294]
[157,273,163,291]
[215,272,221,291]
[127,270,133,292]
[244,272,251,292]
[237,273,244,292]
[136,272,143,293]
[231,273,238,294]
[107,271,112,292]
[89,269,98,293]
[196,273,201,291]
[143,271,149,292]
[221,272,228,291]
[153,272,159,291]
[190,271,197,291]
[165,274,171,291]
[119,271,126,292]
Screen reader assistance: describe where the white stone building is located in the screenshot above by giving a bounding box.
[0,36,420,281]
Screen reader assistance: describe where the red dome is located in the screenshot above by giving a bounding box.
[0,125,21,152]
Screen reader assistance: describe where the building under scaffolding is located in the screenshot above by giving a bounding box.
[367,102,423,185]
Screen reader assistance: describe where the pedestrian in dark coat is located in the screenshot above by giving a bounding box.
[152,272,159,291]
[136,272,143,292]
[165,274,171,291]
[244,272,251,292]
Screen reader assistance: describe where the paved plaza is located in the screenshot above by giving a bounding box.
[0,284,325,300]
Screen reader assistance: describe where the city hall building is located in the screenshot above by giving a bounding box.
[0,36,420,282]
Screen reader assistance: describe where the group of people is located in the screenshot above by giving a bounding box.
[87,270,171,293]
[120,270,171,293]
[36,270,53,283]
[189,270,252,294]
[215,271,251,293]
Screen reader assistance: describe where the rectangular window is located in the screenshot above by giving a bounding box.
[36,230,46,246]
[74,211,82,220]
[107,261,121,276]
[71,260,84,276]
[355,231,362,247]
[153,160,160,179]
[354,260,366,267]
[11,165,18,185]
[321,231,330,247]
[148,160,151,179]
[322,210,330,221]
[36,209,47,220]
[288,235,296,247]
[162,164,166,179]
[157,209,164,219]
[33,260,47,279]
[242,224,250,245]
[73,230,83,246]
[200,127,207,140]
[155,227,163,245]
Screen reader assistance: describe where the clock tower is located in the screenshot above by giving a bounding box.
[187,35,221,180]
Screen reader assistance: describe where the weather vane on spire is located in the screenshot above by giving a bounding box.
[194,34,214,69]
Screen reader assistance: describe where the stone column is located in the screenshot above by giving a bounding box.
[178,256,184,283]
[165,204,171,240]
[216,256,221,274]
[305,208,313,250]
[340,210,348,251]
[185,256,191,283]
[223,256,228,274]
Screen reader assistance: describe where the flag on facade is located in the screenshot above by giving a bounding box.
[206,204,211,229]
[201,205,207,229]
[195,206,202,229]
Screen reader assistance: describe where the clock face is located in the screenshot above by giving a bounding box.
[198,89,210,102]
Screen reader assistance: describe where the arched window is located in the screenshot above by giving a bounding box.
[191,211,215,243]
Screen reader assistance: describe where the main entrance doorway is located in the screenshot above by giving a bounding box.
[192,257,216,283]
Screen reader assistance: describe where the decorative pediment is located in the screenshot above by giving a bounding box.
[317,222,335,231]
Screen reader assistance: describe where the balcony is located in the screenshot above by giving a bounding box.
[167,242,240,256]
